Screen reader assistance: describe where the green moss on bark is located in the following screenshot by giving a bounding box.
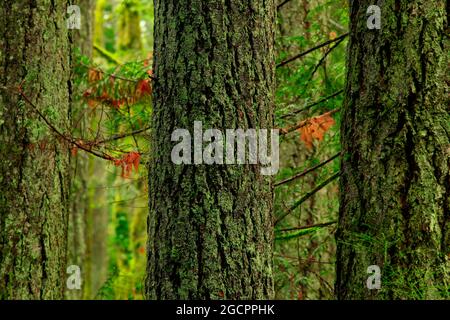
[146,0,276,299]
[336,0,449,299]
[0,1,71,299]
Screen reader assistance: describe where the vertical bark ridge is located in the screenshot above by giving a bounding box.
[0,1,70,299]
[147,0,276,299]
[336,0,449,299]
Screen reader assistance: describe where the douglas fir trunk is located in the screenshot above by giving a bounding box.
[147,0,276,299]
[336,0,449,299]
[0,1,71,299]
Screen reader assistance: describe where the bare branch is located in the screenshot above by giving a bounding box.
[280,90,343,120]
[275,171,341,225]
[18,85,115,161]
[95,126,151,145]
[307,36,346,82]
[276,220,337,233]
[275,152,340,187]
[276,33,349,68]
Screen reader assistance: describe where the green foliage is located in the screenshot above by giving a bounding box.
[69,0,153,300]
[273,0,347,299]
[275,226,320,241]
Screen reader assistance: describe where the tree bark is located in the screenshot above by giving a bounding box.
[146,0,276,299]
[0,1,71,299]
[336,0,449,299]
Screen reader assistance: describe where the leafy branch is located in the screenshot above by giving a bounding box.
[280,108,340,136]
[17,83,149,167]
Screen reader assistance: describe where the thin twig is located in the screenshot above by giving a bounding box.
[280,90,344,120]
[276,220,337,233]
[18,85,114,161]
[307,36,346,82]
[80,62,156,82]
[275,171,341,225]
[275,152,340,187]
[95,126,151,145]
[93,43,122,65]
[276,33,349,68]
[274,254,334,265]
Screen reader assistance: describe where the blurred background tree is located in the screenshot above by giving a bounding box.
[69,0,153,299]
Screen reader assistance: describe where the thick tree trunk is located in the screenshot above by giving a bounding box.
[0,1,71,299]
[146,0,276,299]
[336,0,449,299]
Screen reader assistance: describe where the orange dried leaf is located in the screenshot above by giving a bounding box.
[71,147,78,157]
[111,99,124,109]
[299,125,314,150]
[87,99,97,108]
[113,152,141,179]
[88,69,103,83]
[83,88,93,97]
[298,112,335,150]
[136,79,152,97]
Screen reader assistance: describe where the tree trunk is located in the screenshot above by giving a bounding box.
[0,1,71,299]
[146,0,276,299]
[117,0,142,51]
[336,0,449,299]
[67,0,96,300]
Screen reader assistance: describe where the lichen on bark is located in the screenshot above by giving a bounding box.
[146,0,276,299]
[0,1,71,299]
[336,0,449,299]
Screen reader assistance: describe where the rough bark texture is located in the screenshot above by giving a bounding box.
[336,0,449,299]
[146,0,276,299]
[0,1,70,299]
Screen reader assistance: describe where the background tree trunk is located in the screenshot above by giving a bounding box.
[146,0,276,299]
[67,0,96,300]
[0,1,71,299]
[117,0,142,52]
[336,0,449,299]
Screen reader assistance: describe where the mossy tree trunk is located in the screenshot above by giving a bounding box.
[336,0,449,299]
[0,1,71,299]
[146,0,276,299]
